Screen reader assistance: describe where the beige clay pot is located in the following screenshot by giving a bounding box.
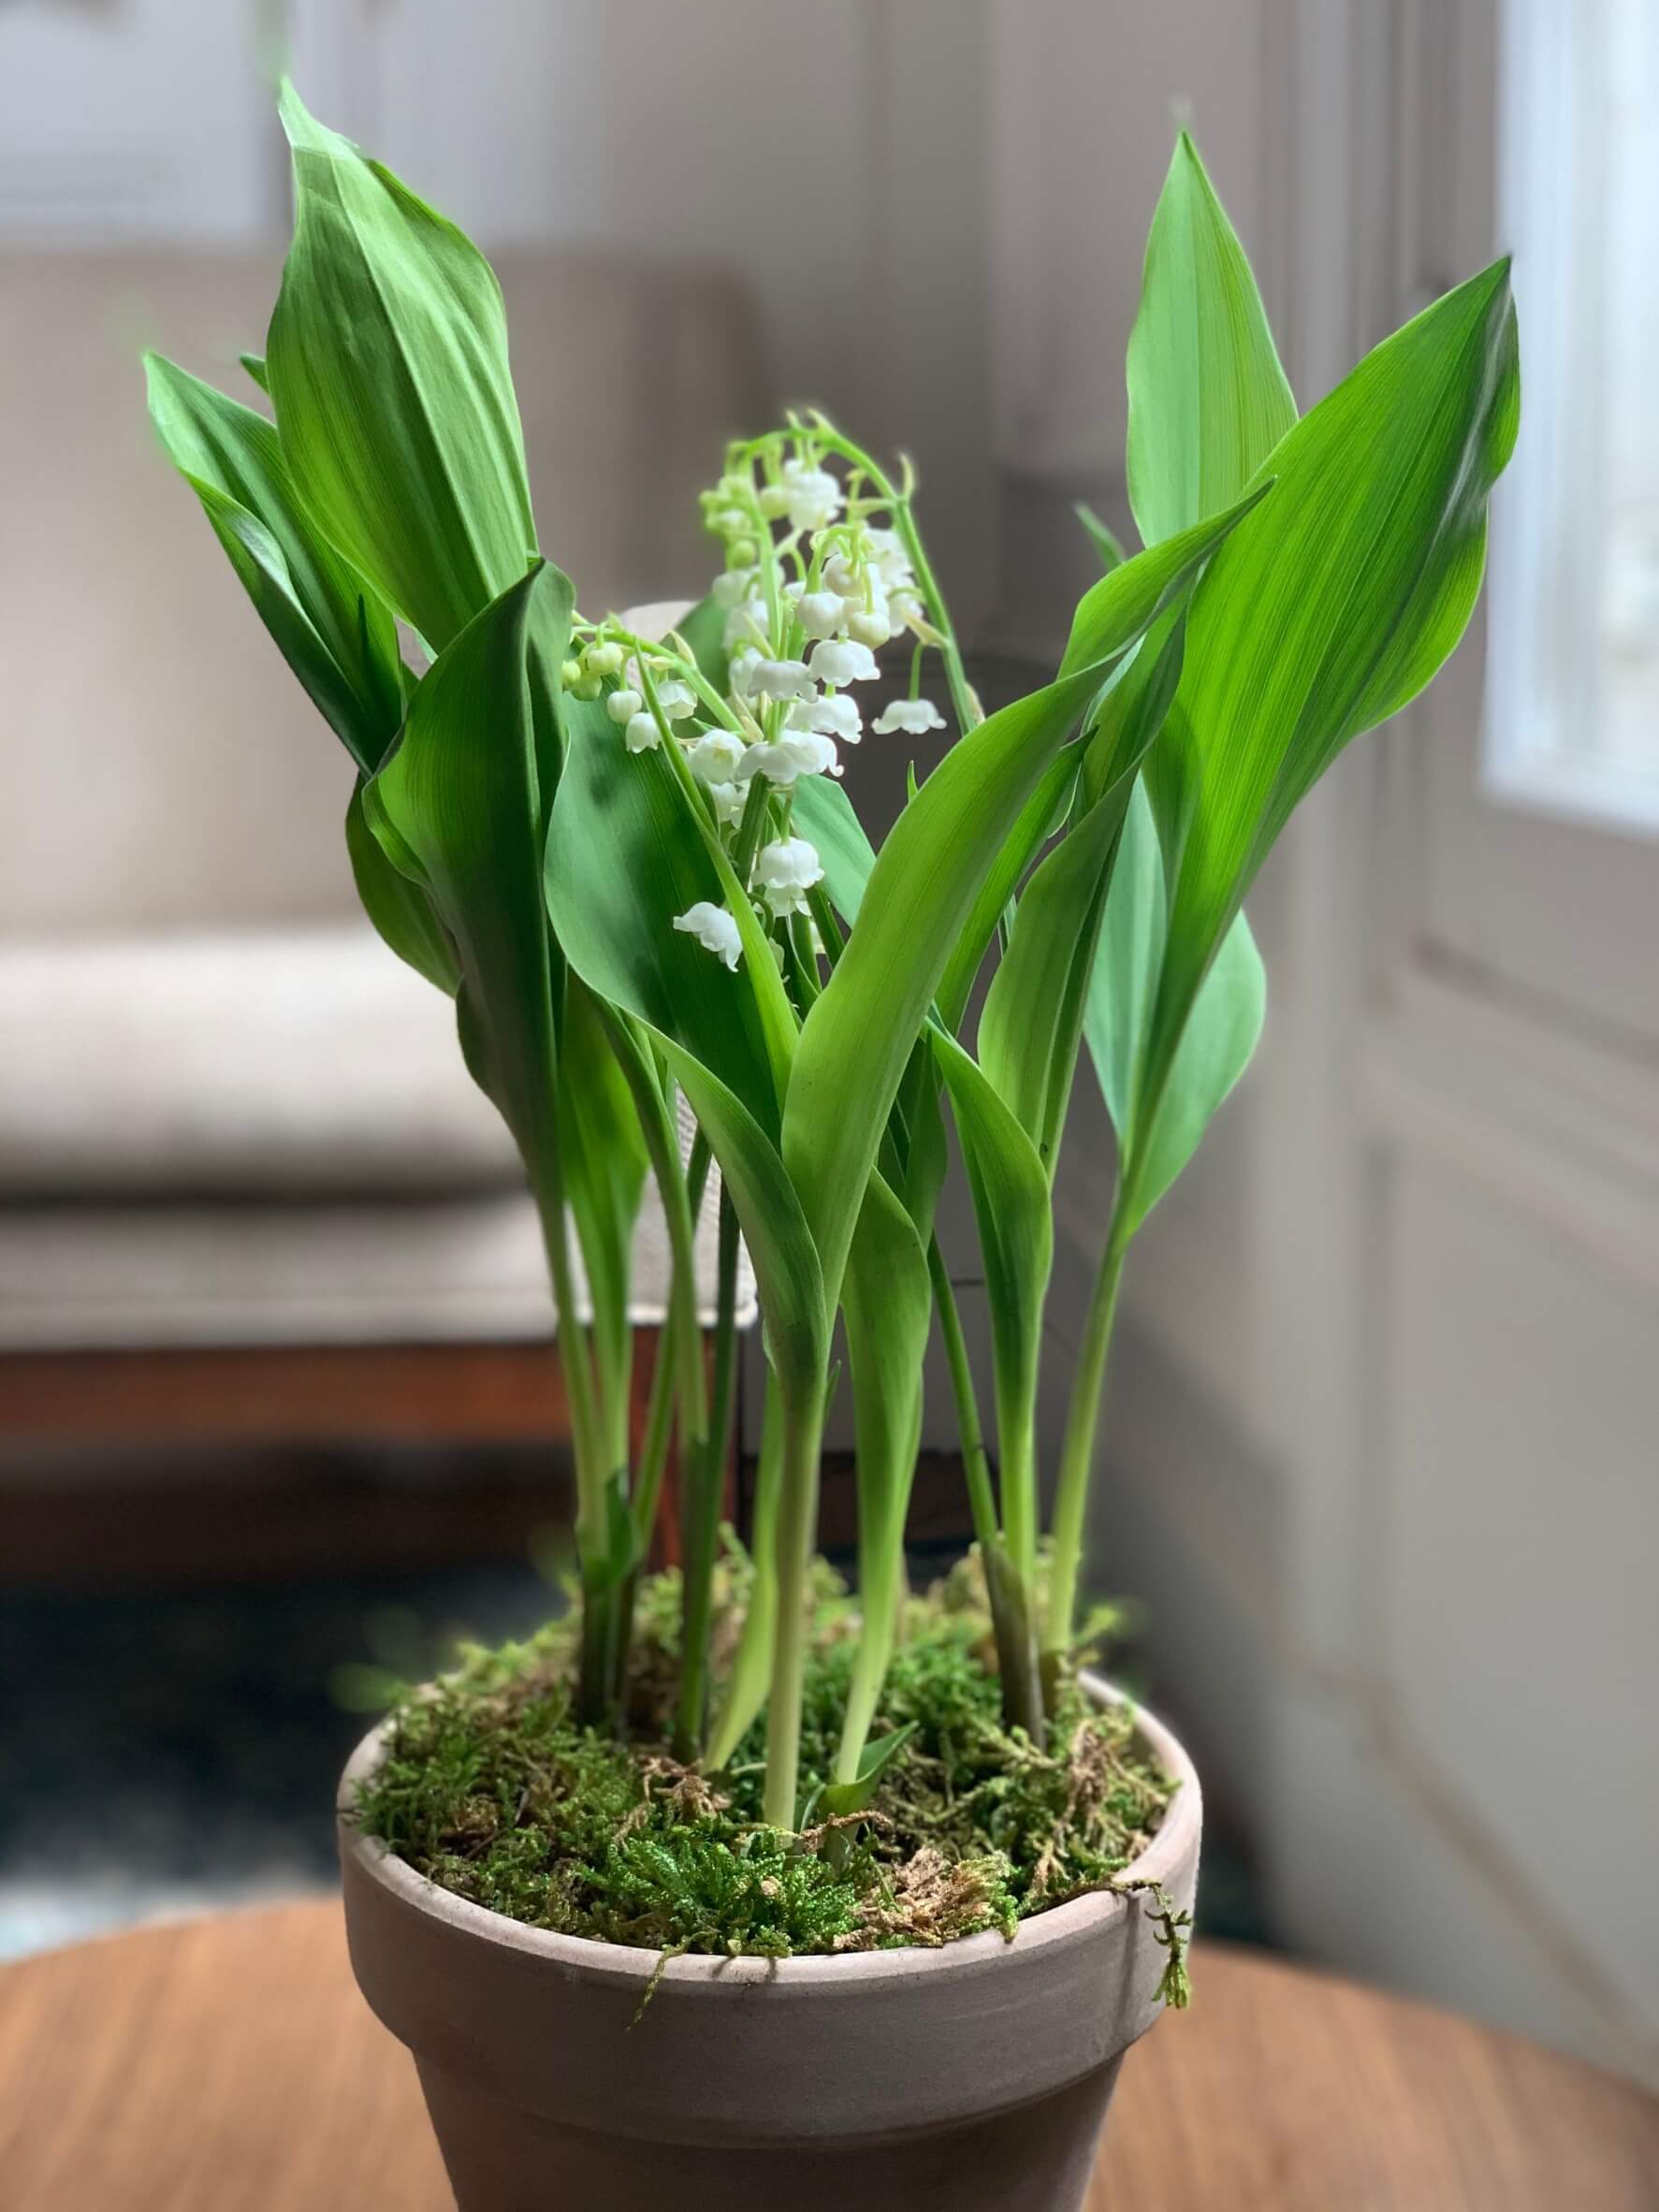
[339,1674,1201,2212]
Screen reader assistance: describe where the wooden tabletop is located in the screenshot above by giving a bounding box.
[2,1902,1654,2209]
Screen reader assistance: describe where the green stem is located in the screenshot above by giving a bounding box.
[764,1375,827,1827]
[536,1181,607,1555]
[706,1373,784,1768]
[927,1238,998,1555]
[731,774,774,889]
[674,1185,741,1759]
[800,418,980,737]
[1044,1201,1132,1693]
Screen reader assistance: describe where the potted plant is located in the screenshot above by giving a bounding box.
[147,85,1518,2212]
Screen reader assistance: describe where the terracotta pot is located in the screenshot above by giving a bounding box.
[338,1675,1201,2212]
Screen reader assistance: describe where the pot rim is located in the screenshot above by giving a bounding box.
[338,1667,1200,1992]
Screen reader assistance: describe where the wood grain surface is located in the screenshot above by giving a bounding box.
[2,1902,1653,2209]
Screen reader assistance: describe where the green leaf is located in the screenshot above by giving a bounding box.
[1140,260,1519,1124]
[267,80,537,654]
[144,352,402,771]
[935,750,1079,1035]
[790,776,877,928]
[657,1049,828,1401]
[559,976,650,1439]
[240,352,269,396]
[979,613,1189,1173]
[931,1026,1053,1578]
[546,697,791,1142]
[673,591,730,697]
[785,502,1274,1322]
[344,778,460,994]
[836,1171,931,1780]
[546,703,825,1393]
[1126,130,1297,547]
[1085,779,1264,1233]
[820,1722,917,1819]
[363,560,572,1185]
[1059,480,1273,683]
[1075,502,1127,572]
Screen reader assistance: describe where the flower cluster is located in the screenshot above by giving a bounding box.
[579,424,952,976]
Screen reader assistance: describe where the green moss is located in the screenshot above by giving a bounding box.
[353,1549,1179,1968]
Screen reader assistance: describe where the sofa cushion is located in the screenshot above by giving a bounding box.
[0,925,520,1196]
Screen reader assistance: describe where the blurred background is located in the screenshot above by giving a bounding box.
[1,0,1654,2090]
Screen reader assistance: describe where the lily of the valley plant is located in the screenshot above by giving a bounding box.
[150,88,1518,1834]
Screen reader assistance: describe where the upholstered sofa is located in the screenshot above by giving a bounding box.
[0,249,761,1441]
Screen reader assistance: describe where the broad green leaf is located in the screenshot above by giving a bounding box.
[546,702,824,1391]
[931,1028,1052,1585]
[1141,260,1519,1117]
[144,352,401,771]
[1058,482,1273,682]
[785,501,1275,1320]
[546,698,792,1142]
[836,1171,931,1778]
[363,560,571,1186]
[935,749,1078,1035]
[790,776,877,929]
[979,613,1188,1172]
[1075,502,1127,572]
[597,1001,708,1545]
[656,1048,828,1401]
[267,80,537,653]
[344,779,460,994]
[1126,130,1297,547]
[1085,779,1264,1233]
[559,975,649,1447]
[673,591,730,696]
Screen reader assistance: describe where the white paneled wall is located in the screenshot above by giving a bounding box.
[1021,0,1659,2086]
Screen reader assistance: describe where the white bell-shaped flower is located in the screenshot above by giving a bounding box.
[865,527,915,591]
[654,677,698,720]
[752,836,825,918]
[673,901,743,970]
[606,687,644,725]
[808,638,880,687]
[686,729,746,786]
[739,730,841,786]
[624,710,662,753]
[745,657,817,704]
[872,696,947,736]
[821,551,864,600]
[786,692,862,744]
[712,568,757,610]
[847,604,893,649]
[583,640,625,678]
[727,643,764,696]
[706,779,749,828]
[795,589,850,640]
[780,458,843,533]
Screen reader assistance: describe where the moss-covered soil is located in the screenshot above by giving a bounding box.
[353,1553,1184,1979]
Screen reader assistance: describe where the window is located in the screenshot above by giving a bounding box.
[1485,0,1659,835]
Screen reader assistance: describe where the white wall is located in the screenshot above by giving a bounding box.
[1018,0,1659,2086]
